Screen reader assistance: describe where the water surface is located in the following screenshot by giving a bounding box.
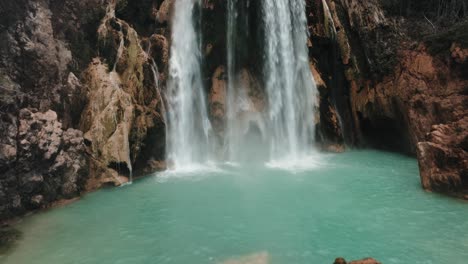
[2,151,467,264]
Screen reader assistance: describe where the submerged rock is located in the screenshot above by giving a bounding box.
[220,252,270,264]
[349,258,381,264]
[0,227,21,254]
[334,257,381,264]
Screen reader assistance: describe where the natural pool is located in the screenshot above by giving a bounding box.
[1,151,467,264]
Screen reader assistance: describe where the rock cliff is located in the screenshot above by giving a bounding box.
[305,0,467,199]
[0,0,169,220]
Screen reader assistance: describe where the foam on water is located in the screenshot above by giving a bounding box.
[158,161,225,182]
[265,152,325,173]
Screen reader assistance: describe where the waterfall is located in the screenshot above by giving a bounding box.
[165,0,317,169]
[262,0,318,162]
[166,0,213,169]
[223,0,318,164]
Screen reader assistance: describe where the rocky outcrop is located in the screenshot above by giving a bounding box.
[0,0,103,220]
[307,0,468,198]
[0,109,87,219]
[0,0,168,220]
[417,122,468,198]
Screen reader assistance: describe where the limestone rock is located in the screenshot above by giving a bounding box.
[81,12,166,189]
[156,0,173,24]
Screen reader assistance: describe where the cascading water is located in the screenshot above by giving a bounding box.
[262,0,318,163]
[166,0,213,170]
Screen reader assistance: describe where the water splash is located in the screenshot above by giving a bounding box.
[166,0,213,170]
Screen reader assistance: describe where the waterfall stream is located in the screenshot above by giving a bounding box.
[262,0,318,163]
[166,0,213,170]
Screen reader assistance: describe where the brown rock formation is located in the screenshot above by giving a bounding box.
[308,0,467,198]
[80,4,166,189]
